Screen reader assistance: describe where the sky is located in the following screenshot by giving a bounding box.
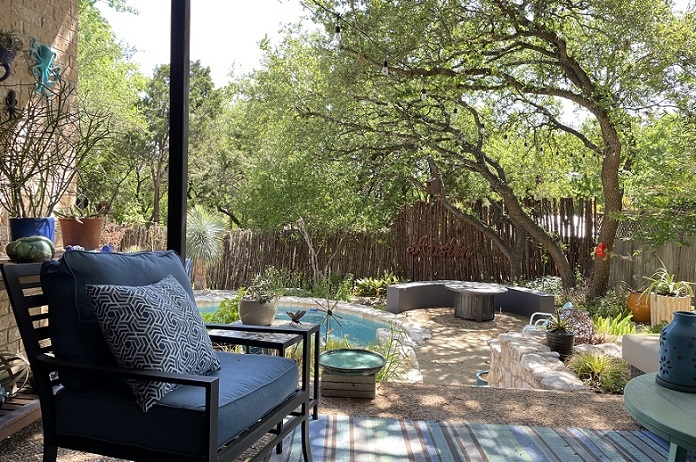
[98,0,310,87]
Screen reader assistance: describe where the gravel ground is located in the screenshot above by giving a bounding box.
[0,307,639,461]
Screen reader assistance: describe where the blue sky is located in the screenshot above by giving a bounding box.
[98,0,309,87]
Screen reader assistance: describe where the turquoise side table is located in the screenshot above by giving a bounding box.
[624,372,696,462]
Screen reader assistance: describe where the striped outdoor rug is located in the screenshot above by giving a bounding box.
[270,415,679,461]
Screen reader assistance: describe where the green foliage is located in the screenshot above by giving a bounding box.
[586,289,631,319]
[0,29,23,54]
[324,335,352,351]
[244,268,284,304]
[546,310,571,333]
[368,326,411,383]
[353,272,400,297]
[201,293,242,324]
[567,352,631,394]
[644,321,669,334]
[622,115,696,248]
[642,263,694,297]
[186,206,226,265]
[593,313,636,338]
[523,277,564,296]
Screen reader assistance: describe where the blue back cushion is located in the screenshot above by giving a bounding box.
[41,250,193,388]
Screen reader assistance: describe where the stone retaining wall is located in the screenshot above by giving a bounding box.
[487,331,622,392]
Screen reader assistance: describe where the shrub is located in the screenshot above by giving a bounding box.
[201,292,242,324]
[593,312,636,339]
[353,271,401,297]
[567,351,630,394]
[523,276,564,295]
[369,326,411,382]
[586,288,630,319]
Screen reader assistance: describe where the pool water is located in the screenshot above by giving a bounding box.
[199,304,388,346]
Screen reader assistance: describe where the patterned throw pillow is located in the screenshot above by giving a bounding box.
[86,275,221,411]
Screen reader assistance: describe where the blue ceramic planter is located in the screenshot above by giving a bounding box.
[656,311,696,393]
[9,217,55,242]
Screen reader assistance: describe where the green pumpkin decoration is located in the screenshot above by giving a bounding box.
[5,235,55,263]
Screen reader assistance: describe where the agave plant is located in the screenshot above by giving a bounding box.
[185,206,225,288]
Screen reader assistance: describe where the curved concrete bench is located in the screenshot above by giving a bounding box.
[386,280,555,318]
[622,334,659,376]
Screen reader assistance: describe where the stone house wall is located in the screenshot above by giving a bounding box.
[0,0,79,355]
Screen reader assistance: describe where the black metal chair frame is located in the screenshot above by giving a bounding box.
[1,262,313,462]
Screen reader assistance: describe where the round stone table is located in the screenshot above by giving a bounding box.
[445,282,508,322]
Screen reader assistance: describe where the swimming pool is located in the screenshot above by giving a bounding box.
[198,304,390,346]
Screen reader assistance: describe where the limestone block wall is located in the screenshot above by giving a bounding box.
[488,331,588,392]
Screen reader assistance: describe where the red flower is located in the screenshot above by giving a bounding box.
[594,242,607,259]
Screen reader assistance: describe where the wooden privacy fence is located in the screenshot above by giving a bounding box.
[609,237,696,290]
[117,198,601,290]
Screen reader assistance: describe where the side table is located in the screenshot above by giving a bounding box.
[624,372,696,462]
[208,321,320,419]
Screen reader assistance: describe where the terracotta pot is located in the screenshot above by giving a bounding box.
[626,291,651,323]
[59,217,103,250]
[238,299,278,326]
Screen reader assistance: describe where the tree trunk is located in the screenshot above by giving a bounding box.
[589,123,623,298]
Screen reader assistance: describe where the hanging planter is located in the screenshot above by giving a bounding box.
[0,29,23,83]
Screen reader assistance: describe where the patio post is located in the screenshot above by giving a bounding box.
[168,0,191,259]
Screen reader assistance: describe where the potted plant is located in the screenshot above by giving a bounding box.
[55,201,110,250]
[238,273,282,325]
[642,263,694,326]
[0,29,23,83]
[0,74,110,241]
[545,309,575,361]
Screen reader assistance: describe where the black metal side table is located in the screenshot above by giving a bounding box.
[208,321,321,419]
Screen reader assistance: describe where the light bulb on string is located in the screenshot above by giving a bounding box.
[381,58,389,76]
[420,88,426,100]
[452,107,458,119]
[333,23,342,46]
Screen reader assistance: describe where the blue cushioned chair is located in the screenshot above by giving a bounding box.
[1,251,313,462]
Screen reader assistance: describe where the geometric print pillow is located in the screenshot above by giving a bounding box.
[86,275,221,412]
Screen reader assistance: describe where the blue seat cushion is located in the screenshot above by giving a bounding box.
[41,250,194,388]
[54,352,299,456]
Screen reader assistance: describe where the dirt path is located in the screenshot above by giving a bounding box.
[397,307,529,386]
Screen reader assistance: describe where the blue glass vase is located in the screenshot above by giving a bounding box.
[656,311,696,392]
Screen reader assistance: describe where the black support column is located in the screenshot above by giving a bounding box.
[167,0,190,258]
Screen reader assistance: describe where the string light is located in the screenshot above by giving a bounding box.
[381,58,389,76]
[333,18,342,46]
[452,107,458,119]
[420,88,426,100]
